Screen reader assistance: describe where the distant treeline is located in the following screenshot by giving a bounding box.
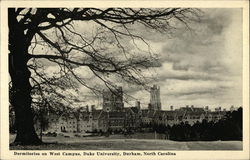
[146,107,242,141]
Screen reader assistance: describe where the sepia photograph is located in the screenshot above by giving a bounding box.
[0,1,249,160]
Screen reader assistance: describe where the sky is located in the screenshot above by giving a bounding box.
[39,8,243,111]
[131,9,243,110]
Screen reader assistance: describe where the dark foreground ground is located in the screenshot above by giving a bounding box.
[10,134,242,150]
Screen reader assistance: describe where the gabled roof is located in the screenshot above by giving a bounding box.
[164,110,176,115]
[98,111,107,120]
[97,110,126,119]
[109,111,125,118]
[177,107,206,117]
[123,107,134,114]
[141,109,150,117]
[147,110,156,118]
[153,110,165,118]
[92,109,103,120]
[129,107,140,114]
[209,111,227,116]
[79,111,89,120]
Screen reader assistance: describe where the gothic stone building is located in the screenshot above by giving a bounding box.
[103,86,124,112]
[33,85,228,134]
[148,85,161,110]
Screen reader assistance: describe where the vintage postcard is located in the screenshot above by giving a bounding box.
[0,0,249,160]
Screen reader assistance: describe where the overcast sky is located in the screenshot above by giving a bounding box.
[41,8,243,110]
[132,8,243,110]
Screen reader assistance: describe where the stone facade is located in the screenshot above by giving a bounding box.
[149,85,161,110]
[34,105,228,134]
[139,106,227,127]
[31,86,228,134]
[103,87,124,112]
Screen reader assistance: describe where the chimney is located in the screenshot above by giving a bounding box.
[205,106,209,111]
[190,105,194,111]
[91,105,96,112]
[148,103,152,110]
[230,105,234,112]
[170,105,173,111]
[86,105,89,112]
[215,107,221,112]
[218,107,221,111]
[136,101,141,110]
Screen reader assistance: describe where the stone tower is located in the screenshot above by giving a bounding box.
[103,86,124,112]
[149,85,161,110]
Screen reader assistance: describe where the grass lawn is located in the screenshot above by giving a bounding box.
[9,134,242,150]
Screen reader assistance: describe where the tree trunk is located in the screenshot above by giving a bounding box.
[9,8,42,145]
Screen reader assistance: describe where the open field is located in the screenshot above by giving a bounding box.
[9,134,242,150]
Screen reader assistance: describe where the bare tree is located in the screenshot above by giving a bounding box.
[8,8,200,145]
